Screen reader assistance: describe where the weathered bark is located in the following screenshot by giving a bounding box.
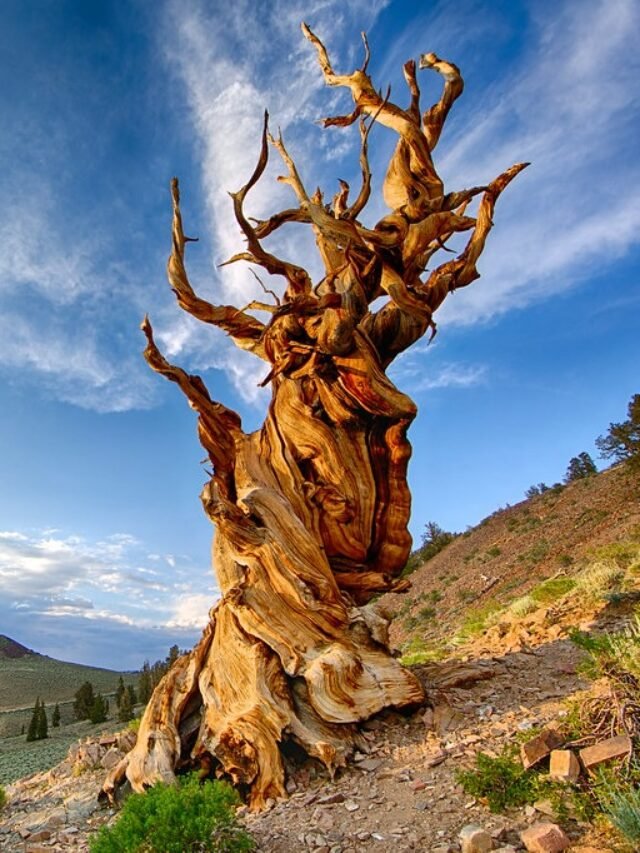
[103,25,526,810]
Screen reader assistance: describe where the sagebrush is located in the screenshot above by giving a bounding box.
[89,773,254,853]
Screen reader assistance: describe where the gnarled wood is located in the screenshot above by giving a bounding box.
[103,25,526,810]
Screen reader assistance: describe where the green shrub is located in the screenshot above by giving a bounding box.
[456,751,541,813]
[89,774,254,853]
[530,577,576,604]
[0,784,6,810]
[455,602,501,640]
[399,636,446,666]
[485,546,501,559]
[595,771,640,847]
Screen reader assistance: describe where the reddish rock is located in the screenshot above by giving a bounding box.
[521,822,570,852]
[548,749,580,783]
[520,729,564,769]
[580,735,632,770]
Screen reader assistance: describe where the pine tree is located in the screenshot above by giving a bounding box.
[36,701,48,739]
[167,644,180,668]
[126,683,137,707]
[89,693,108,724]
[565,451,597,483]
[73,681,95,720]
[138,661,152,705]
[115,676,126,709]
[51,703,61,728]
[596,394,640,471]
[26,698,40,742]
[118,688,134,722]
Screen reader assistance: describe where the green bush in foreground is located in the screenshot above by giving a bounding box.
[596,774,640,847]
[89,774,254,853]
[0,784,7,810]
[456,751,542,813]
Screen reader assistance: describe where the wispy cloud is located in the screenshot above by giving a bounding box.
[431,0,640,327]
[390,338,487,395]
[0,528,217,640]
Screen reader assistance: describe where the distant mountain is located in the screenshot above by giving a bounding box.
[0,635,37,659]
[0,636,138,720]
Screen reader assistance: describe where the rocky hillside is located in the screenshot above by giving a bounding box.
[0,635,36,659]
[382,464,640,659]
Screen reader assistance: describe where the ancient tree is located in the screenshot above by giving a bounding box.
[103,25,526,809]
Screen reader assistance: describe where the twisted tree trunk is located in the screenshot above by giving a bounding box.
[103,25,526,810]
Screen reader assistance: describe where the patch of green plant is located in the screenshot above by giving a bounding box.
[517,539,550,565]
[574,559,625,601]
[400,552,422,578]
[593,765,640,847]
[569,611,640,682]
[456,751,543,813]
[399,637,446,666]
[606,614,640,680]
[506,595,538,618]
[457,588,475,603]
[418,606,436,622]
[456,602,501,640]
[403,615,419,630]
[128,717,141,733]
[485,545,501,559]
[89,773,254,853]
[575,507,609,528]
[0,784,6,810]
[589,540,640,571]
[557,553,573,567]
[530,576,576,604]
[427,589,443,604]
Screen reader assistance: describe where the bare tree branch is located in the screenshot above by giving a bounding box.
[167,178,267,358]
[141,315,242,489]
[419,52,464,151]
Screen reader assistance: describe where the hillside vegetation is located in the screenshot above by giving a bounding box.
[383,463,640,660]
[0,642,137,739]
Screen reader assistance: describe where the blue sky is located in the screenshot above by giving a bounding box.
[0,0,638,669]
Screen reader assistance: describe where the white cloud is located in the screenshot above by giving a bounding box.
[167,592,213,629]
[0,312,158,413]
[390,343,487,394]
[0,528,217,633]
[431,0,640,327]
[0,195,99,306]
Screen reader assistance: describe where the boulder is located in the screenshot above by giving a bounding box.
[521,822,570,852]
[548,750,580,783]
[459,823,493,853]
[579,735,632,770]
